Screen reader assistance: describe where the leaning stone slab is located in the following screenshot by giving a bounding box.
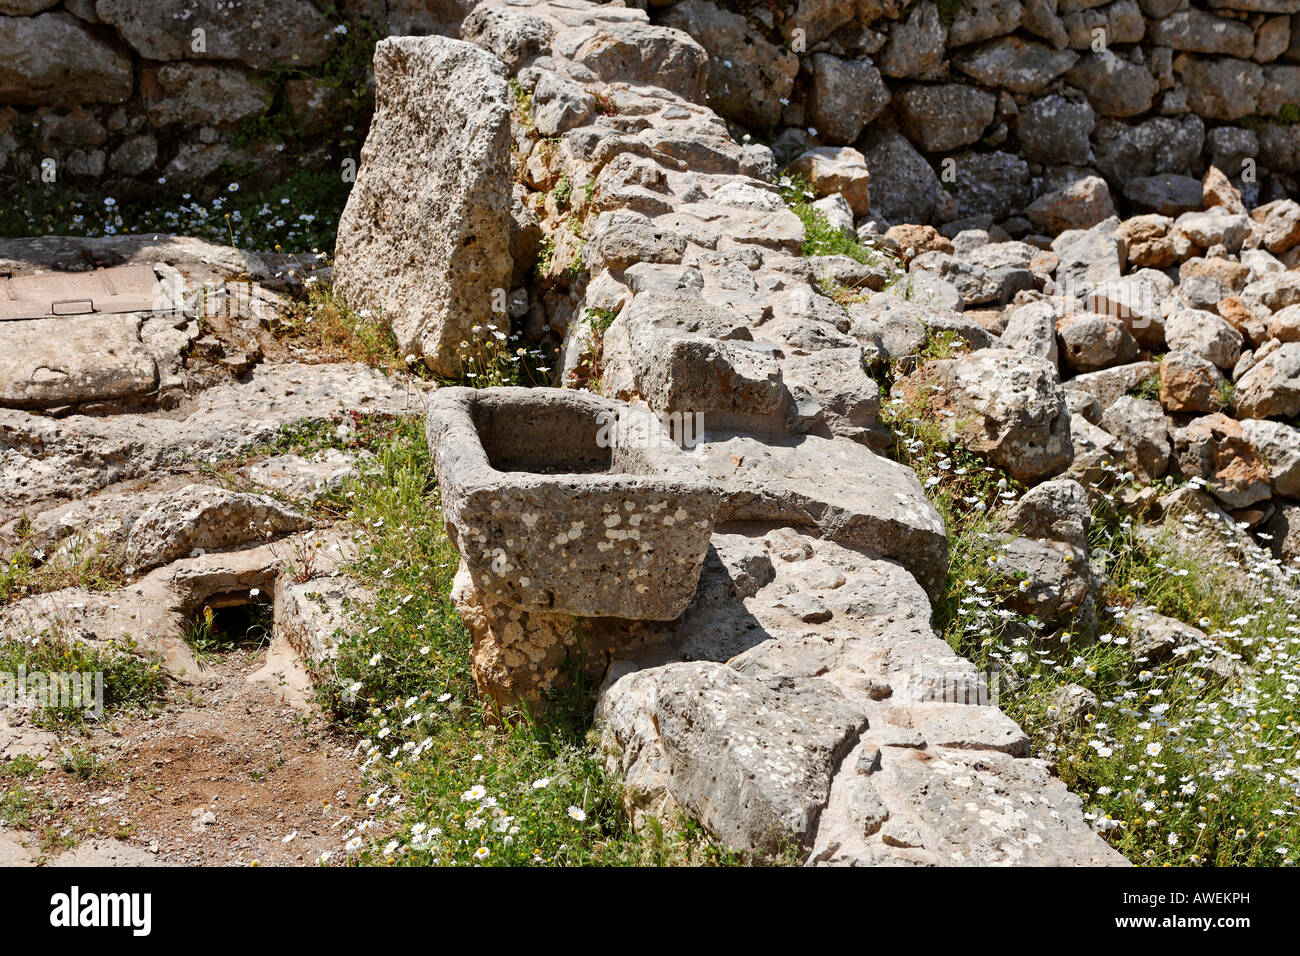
[334,36,513,376]
[427,386,718,620]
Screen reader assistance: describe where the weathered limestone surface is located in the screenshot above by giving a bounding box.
[0,362,425,506]
[334,36,514,376]
[427,386,718,620]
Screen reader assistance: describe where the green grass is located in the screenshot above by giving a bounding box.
[313,417,744,866]
[1131,371,1162,402]
[936,0,965,25]
[182,603,274,660]
[779,174,897,267]
[269,283,419,374]
[1,529,127,606]
[887,381,1300,867]
[0,634,165,728]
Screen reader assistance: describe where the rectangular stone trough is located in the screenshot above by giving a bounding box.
[426,386,719,620]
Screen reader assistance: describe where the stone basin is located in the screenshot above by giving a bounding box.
[426,386,719,620]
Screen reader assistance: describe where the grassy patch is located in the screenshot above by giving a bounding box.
[0,634,165,728]
[935,0,965,25]
[779,175,896,267]
[889,377,1300,866]
[269,283,421,375]
[0,169,352,251]
[313,416,742,866]
[0,786,38,829]
[1,532,127,606]
[182,602,274,661]
[1130,372,1162,402]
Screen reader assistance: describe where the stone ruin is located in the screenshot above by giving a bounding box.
[341,1,1131,864]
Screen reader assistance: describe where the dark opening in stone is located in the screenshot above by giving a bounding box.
[185,593,273,653]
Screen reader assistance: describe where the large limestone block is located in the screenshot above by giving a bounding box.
[605,291,795,431]
[334,36,513,377]
[894,349,1074,483]
[881,747,1128,865]
[660,0,798,129]
[1236,341,1300,419]
[0,362,425,505]
[597,661,867,856]
[94,0,335,68]
[123,484,312,573]
[0,12,132,107]
[564,22,707,100]
[0,315,156,409]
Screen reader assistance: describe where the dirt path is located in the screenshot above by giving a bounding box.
[1,647,361,867]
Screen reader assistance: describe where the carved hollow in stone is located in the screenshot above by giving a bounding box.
[427,386,719,620]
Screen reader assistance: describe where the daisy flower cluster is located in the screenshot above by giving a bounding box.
[3,172,348,252]
[883,387,1298,867]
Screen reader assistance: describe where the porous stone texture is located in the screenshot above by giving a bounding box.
[0,0,1295,213]
[415,0,1129,868]
[893,349,1074,482]
[427,386,718,620]
[0,314,160,410]
[333,36,514,376]
[0,12,132,107]
[121,484,311,573]
[598,528,1126,865]
[0,361,426,506]
[95,0,335,68]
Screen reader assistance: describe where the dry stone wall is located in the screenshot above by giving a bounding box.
[637,0,1300,229]
[0,1,473,188]
[3,0,1298,226]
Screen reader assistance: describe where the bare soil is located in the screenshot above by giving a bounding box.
[1,646,361,867]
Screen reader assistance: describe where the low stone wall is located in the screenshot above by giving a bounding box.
[0,1,471,190]
[638,0,1300,226]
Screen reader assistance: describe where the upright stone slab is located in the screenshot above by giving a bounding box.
[334,36,513,377]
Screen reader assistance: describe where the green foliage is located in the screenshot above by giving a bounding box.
[884,345,1300,866]
[1214,379,1236,413]
[510,78,536,134]
[0,13,379,249]
[813,276,872,307]
[586,306,620,336]
[271,282,419,374]
[182,603,274,660]
[0,634,165,727]
[779,175,891,265]
[1131,371,1162,402]
[0,169,353,251]
[935,0,965,25]
[314,417,746,866]
[551,174,573,210]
